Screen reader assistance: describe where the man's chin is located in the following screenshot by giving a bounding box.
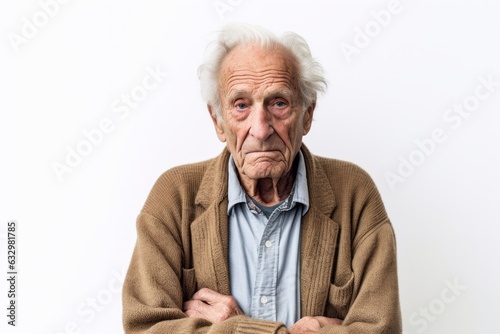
[243,163,286,181]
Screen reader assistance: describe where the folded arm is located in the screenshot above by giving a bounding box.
[122,212,288,334]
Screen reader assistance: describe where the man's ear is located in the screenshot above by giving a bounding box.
[302,102,315,135]
[208,104,226,142]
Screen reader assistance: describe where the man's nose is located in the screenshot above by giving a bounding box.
[248,105,274,141]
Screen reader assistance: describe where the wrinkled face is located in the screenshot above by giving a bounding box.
[210,44,314,181]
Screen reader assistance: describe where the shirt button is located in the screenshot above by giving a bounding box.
[261,296,268,305]
[265,240,272,248]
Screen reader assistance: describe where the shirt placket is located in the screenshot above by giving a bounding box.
[250,213,282,321]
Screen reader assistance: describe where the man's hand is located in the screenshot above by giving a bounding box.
[289,316,343,334]
[183,288,244,323]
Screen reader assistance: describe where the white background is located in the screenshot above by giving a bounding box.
[1,0,499,333]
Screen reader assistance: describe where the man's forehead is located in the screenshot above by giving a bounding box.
[220,43,296,74]
[219,43,298,95]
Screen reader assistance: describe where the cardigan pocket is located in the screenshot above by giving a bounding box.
[181,268,197,301]
[325,272,354,320]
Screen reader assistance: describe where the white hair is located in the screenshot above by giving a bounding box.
[198,23,327,121]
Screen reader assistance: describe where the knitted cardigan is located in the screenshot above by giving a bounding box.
[122,145,402,333]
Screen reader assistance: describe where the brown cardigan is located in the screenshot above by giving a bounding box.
[122,146,402,333]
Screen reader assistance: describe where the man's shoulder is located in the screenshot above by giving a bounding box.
[307,151,390,243]
[152,154,223,196]
[308,152,376,189]
[141,151,228,214]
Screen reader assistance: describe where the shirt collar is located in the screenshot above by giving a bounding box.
[227,151,310,214]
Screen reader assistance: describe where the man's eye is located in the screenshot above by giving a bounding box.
[236,103,247,110]
[272,100,287,108]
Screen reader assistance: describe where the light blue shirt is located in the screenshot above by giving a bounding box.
[227,152,309,327]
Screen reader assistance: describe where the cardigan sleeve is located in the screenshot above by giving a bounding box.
[122,207,289,334]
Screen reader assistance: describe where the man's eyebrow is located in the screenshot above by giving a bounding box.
[227,90,250,101]
[267,88,294,98]
[228,88,294,99]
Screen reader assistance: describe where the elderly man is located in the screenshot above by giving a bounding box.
[123,24,402,333]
